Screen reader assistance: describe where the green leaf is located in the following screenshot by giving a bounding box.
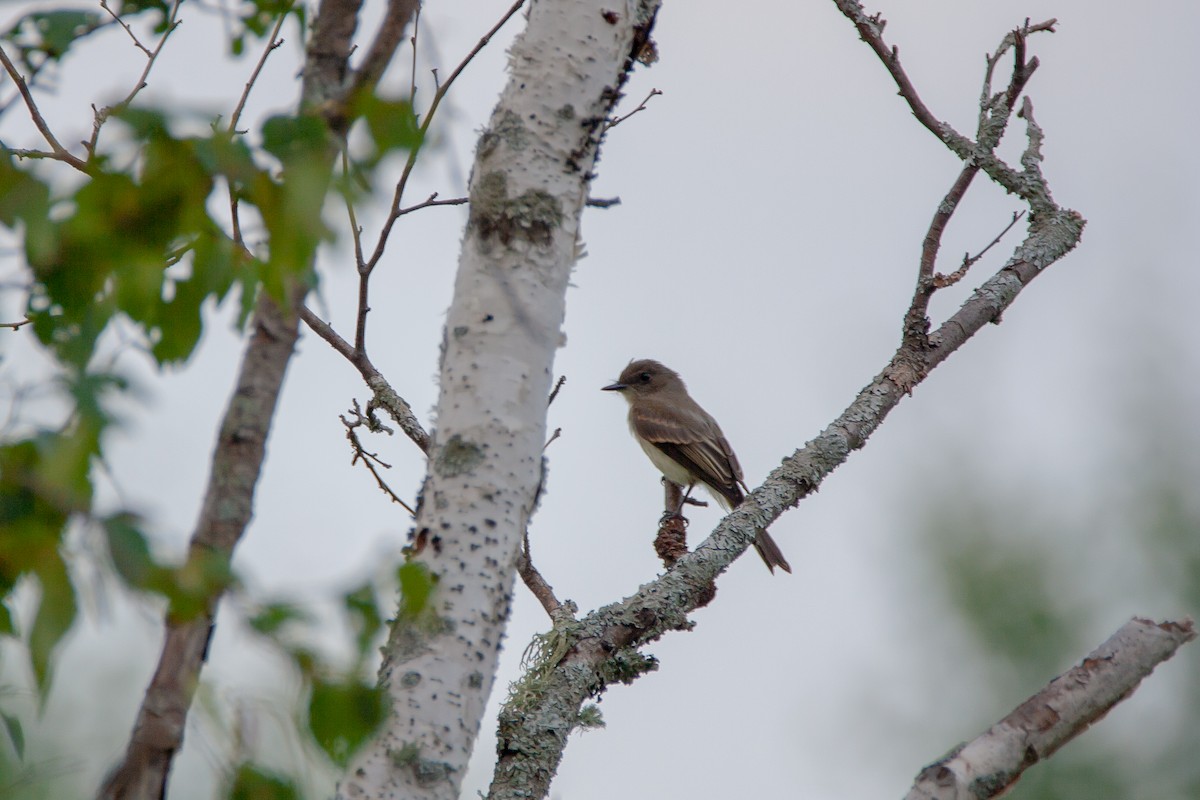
[350,94,423,167]
[3,11,104,66]
[103,514,162,590]
[28,561,77,697]
[306,678,386,767]
[344,584,382,662]
[261,114,328,166]
[248,602,310,636]
[1,713,23,760]
[228,764,299,800]
[397,562,435,620]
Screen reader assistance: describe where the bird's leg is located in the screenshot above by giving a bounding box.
[656,480,689,568]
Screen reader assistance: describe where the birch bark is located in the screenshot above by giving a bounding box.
[338,1,660,798]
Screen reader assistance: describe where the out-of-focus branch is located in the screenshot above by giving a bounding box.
[98,2,398,797]
[98,292,302,800]
[905,618,1196,800]
[354,0,422,96]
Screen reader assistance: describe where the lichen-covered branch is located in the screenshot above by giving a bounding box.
[485,7,1086,798]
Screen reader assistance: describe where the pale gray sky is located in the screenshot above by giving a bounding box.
[2,1,1198,798]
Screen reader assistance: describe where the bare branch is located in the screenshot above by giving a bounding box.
[603,87,662,132]
[298,305,431,454]
[1,318,31,330]
[517,527,564,619]
[84,1,184,161]
[342,401,417,515]
[361,0,528,276]
[906,618,1196,800]
[229,9,290,133]
[100,0,154,57]
[935,210,1026,289]
[486,10,1085,796]
[0,44,89,172]
[353,0,421,96]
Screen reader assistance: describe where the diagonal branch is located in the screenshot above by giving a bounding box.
[905,617,1196,799]
[485,8,1085,798]
[0,43,89,172]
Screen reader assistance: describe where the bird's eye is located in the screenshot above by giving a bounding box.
[639,372,651,383]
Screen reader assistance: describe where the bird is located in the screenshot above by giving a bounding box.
[602,359,791,573]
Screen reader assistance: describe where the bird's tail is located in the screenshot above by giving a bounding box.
[753,529,792,574]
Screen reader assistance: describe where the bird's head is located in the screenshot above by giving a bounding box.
[602,359,684,398]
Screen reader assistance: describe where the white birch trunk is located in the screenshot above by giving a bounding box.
[339,1,659,798]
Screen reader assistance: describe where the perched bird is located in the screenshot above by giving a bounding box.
[603,359,791,573]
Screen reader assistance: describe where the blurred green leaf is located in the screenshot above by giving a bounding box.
[350,94,422,169]
[344,583,382,662]
[307,677,385,767]
[229,763,299,800]
[28,560,76,697]
[248,602,311,636]
[397,562,435,620]
[0,712,23,760]
[3,10,104,67]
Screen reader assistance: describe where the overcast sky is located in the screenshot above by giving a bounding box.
[2,1,1199,798]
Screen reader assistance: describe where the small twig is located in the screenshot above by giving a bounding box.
[409,6,420,102]
[1,319,31,331]
[585,197,621,209]
[100,0,154,56]
[298,305,431,454]
[0,44,89,172]
[517,527,563,618]
[397,193,469,216]
[935,210,1026,289]
[353,0,422,97]
[603,87,662,132]
[229,8,289,134]
[342,400,416,515]
[547,375,566,406]
[542,428,562,451]
[84,0,184,160]
[362,0,528,275]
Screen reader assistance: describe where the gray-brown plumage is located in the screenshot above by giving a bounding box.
[603,359,792,574]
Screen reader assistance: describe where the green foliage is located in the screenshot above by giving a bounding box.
[349,94,423,172]
[228,764,300,800]
[2,10,105,70]
[397,562,436,620]
[230,0,306,57]
[306,677,386,767]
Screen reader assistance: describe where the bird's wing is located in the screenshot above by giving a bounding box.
[630,400,743,502]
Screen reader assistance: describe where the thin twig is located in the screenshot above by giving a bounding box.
[542,428,562,451]
[397,193,469,216]
[85,0,184,161]
[1,319,31,330]
[585,197,621,209]
[362,0,528,275]
[298,305,431,454]
[0,44,89,172]
[603,87,662,132]
[547,375,566,406]
[229,8,290,133]
[517,527,563,618]
[935,210,1026,289]
[100,0,154,56]
[342,401,416,515]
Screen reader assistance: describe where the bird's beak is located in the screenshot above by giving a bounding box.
[601,381,626,392]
